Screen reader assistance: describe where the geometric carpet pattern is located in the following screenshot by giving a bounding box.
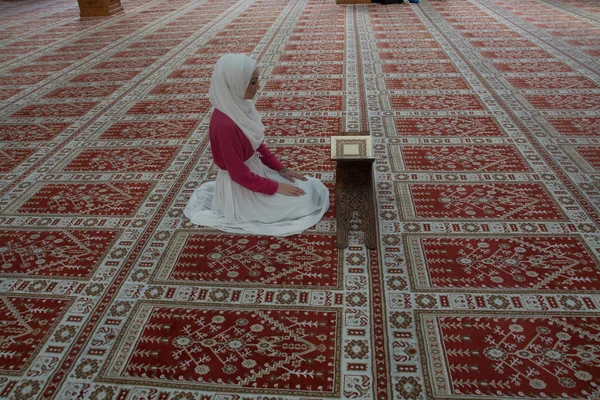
[0,0,599,399]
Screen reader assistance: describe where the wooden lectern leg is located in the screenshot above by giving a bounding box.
[365,196,378,250]
[335,187,377,250]
[336,189,350,249]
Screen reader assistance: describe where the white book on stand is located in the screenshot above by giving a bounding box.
[330,135,373,160]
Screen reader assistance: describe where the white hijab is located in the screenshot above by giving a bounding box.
[209,54,265,150]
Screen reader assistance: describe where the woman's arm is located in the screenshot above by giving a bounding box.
[217,127,279,195]
[256,142,308,184]
[256,143,284,171]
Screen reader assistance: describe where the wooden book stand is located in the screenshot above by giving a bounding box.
[331,132,377,250]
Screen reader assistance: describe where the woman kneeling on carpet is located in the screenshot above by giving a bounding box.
[184,54,330,236]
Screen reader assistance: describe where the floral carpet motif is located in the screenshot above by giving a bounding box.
[60,147,180,173]
[405,235,600,291]
[153,233,340,288]
[0,229,120,279]
[391,145,530,172]
[0,295,73,374]
[401,183,566,220]
[417,312,600,399]
[97,304,342,396]
[0,0,599,399]
[10,182,155,216]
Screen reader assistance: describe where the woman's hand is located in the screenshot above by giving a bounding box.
[276,182,306,197]
[279,168,308,183]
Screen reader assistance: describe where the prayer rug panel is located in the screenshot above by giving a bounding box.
[270,64,344,76]
[149,82,211,96]
[492,61,576,73]
[382,62,459,74]
[566,38,600,47]
[97,303,342,397]
[469,39,535,48]
[278,53,344,63]
[398,183,566,221]
[389,145,530,172]
[444,17,499,25]
[126,99,211,115]
[284,42,344,52]
[544,117,600,137]
[583,49,600,57]
[462,30,524,39]
[405,235,600,292]
[111,49,170,59]
[479,49,555,59]
[214,30,269,38]
[270,144,336,171]
[393,117,505,137]
[10,182,154,217]
[194,45,256,55]
[43,85,121,99]
[506,76,599,90]
[0,89,23,101]
[10,63,73,74]
[0,229,120,279]
[93,59,158,70]
[70,71,140,83]
[99,120,199,140]
[293,26,343,33]
[0,295,73,374]
[524,94,600,110]
[56,43,109,53]
[11,102,97,118]
[380,51,449,61]
[374,32,434,40]
[36,53,91,62]
[255,96,343,112]
[385,77,469,91]
[377,41,441,50]
[129,40,183,49]
[152,233,340,288]
[262,117,343,137]
[263,78,344,92]
[167,69,212,79]
[195,45,257,56]
[182,56,222,67]
[573,146,600,171]
[452,23,514,31]
[289,34,345,42]
[0,149,37,172]
[0,75,49,85]
[373,25,429,33]
[60,147,181,173]
[417,312,600,399]
[390,95,485,111]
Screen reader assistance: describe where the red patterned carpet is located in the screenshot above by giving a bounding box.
[1,0,600,398]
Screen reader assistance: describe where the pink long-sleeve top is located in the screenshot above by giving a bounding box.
[209,109,283,195]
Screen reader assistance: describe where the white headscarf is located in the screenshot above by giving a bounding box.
[209,54,265,150]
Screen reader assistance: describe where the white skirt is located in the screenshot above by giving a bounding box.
[184,152,330,236]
